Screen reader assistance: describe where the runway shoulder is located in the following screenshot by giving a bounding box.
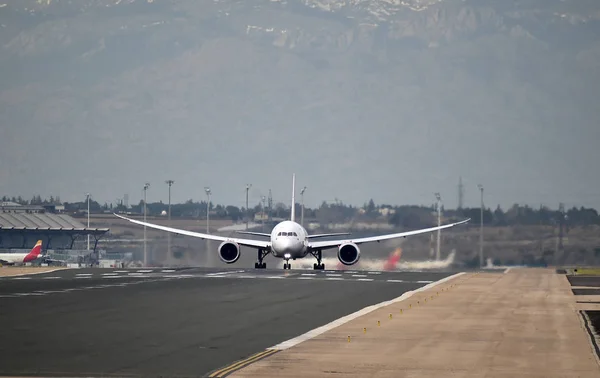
[229,268,600,378]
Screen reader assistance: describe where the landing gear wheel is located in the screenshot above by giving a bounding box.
[310,250,325,270]
[255,249,269,269]
[284,263,291,270]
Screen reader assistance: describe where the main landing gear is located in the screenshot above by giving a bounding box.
[254,249,268,269]
[311,250,325,270]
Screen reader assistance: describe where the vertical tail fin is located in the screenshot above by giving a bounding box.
[23,240,43,262]
[291,173,296,222]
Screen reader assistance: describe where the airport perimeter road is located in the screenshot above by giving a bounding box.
[0,267,452,377]
[231,268,600,378]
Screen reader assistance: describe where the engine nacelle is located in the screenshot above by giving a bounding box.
[218,241,241,264]
[337,242,360,265]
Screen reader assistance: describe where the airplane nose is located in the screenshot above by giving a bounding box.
[275,239,293,254]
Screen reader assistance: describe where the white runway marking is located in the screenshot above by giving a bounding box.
[326,274,342,277]
[137,270,153,273]
[386,279,404,283]
[344,271,358,274]
[75,273,93,276]
[352,274,367,278]
[367,271,382,275]
[326,277,344,281]
[269,272,465,351]
[161,269,175,273]
[12,277,32,280]
[298,277,315,280]
[113,270,128,273]
[416,280,434,283]
[42,276,61,279]
[127,272,144,276]
[102,273,119,276]
[357,278,374,282]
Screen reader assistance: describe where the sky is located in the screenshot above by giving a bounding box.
[0,0,599,212]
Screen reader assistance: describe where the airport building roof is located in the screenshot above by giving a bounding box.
[0,211,109,234]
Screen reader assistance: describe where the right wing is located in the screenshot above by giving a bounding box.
[309,218,470,251]
[307,232,351,239]
[113,213,270,249]
[236,231,271,238]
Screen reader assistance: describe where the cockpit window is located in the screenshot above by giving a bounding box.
[292,232,297,236]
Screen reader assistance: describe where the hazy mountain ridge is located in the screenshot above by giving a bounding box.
[0,0,599,208]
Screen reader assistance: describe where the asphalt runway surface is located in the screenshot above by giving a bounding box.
[0,267,455,377]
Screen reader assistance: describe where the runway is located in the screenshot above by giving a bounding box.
[0,267,453,377]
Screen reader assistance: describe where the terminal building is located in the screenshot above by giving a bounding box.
[0,201,110,265]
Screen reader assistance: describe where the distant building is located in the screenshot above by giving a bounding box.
[0,202,109,264]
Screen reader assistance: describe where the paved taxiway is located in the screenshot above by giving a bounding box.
[0,267,452,377]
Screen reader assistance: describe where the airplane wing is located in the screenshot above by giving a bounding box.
[307,232,352,239]
[236,231,271,238]
[308,218,470,251]
[113,213,270,249]
[236,231,352,239]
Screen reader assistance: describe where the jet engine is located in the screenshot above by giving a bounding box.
[218,241,241,264]
[337,242,360,265]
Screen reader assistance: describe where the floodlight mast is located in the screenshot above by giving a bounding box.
[435,192,441,261]
[205,187,211,233]
[300,186,307,227]
[165,180,174,257]
[478,184,484,268]
[143,182,150,267]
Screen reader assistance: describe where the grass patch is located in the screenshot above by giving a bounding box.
[573,268,600,276]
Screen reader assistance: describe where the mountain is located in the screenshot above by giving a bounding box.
[0,0,599,209]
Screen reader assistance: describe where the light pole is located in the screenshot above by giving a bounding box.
[85,193,90,250]
[245,184,252,230]
[300,186,307,227]
[435,192,441,261]
[165,180,174,257]
[205,187,211,234]
[478,184,484,268]
[261,196,266,231]
[143,182,150,267]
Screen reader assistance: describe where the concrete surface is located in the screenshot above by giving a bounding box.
[0,266,66,277]
[0,267,449,377]
[230,269,600,378]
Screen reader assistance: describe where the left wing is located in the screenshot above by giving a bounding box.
[309,218,470,251]
[113,213,270,249]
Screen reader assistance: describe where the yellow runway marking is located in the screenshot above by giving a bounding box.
[208,349,278,377]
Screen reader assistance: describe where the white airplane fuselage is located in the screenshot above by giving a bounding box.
[269,220,309,259]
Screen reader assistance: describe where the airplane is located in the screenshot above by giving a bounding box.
[113,174,470,270]
[0,240,45,266]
